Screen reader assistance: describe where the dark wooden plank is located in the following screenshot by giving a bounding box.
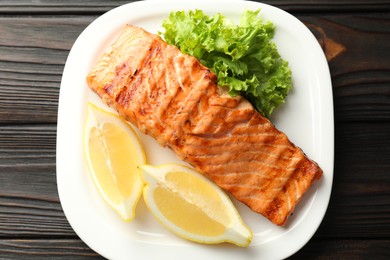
[0,124,76,237]
[0,1,388,259]
[0,0,131,14]
[0,125,56,198]
[0,0,389,13]
[0,16,94,123]
[290,239,390,259]
[0,124,56,166]
[0,238,388,259]
[300,13,390,122]
[0,239,101,259]
[0,10,389,256]
[0,195,75,238]
[0,16,94,50]
[316,121,390,238]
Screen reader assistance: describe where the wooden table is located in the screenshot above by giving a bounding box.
[1,0,389,258]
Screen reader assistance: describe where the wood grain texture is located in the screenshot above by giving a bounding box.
[0,0,389,13]
[0,239,389,259]
[318,122,390,238]
[290,239,390,259]
[0,239,102,259]
[0,17,93,123]
[0,125,76,238]
[0,1,389,258]
[301,14,390,122]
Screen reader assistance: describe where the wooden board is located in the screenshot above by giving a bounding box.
[0,1,389,258]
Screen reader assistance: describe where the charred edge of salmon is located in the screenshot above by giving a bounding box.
[86,24,324,226]
[263,156,322,226]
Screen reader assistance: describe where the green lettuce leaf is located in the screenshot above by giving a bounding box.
[160,9,292,117]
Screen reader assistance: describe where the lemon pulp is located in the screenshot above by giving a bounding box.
[85,103,145,221]
[89,123,143,203]
[154,170,229,236]
[140,164,252,247]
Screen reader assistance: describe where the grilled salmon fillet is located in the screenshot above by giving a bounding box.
[87,25,322,226]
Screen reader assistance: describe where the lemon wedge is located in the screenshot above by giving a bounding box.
[84,103,146,221]
[139,164,253,247]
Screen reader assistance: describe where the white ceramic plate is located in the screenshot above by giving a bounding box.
[57,0,334,259]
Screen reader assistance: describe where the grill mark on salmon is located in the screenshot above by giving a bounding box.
[182,137,297,157]
[189,150,299,163]
[87,25,323,226]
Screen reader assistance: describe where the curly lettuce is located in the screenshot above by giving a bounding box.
[160,9,292,117]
